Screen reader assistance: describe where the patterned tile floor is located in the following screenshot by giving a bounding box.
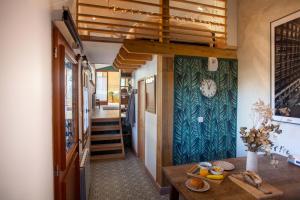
[89,150,169,200]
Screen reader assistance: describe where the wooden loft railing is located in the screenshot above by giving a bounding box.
[75,0,234,73]
[76,0,228,47]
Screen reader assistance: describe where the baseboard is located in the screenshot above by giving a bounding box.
[158,185,171,195]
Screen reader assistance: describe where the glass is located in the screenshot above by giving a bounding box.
[96,72,108,101]
[108,72,120,103]
[65,58,74,152]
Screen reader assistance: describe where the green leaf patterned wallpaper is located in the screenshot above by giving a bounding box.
[173,55,237,165]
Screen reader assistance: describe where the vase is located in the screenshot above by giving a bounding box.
[246,151,258,172]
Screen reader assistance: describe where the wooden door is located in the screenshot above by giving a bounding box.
[138,80,145,162]
[52,26,80,200]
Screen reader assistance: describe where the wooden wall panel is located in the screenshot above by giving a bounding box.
[156,56,174,187]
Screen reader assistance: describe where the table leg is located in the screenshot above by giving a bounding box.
[169,185,179,200]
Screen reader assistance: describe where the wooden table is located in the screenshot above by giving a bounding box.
[163,155,300,200]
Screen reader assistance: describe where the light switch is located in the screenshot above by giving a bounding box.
[198,117,204,123]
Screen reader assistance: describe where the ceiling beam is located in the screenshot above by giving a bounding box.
[119,47,152,61]
[123,39,237,59]
[80,35,124,43]
[117,55,146,65]
[115,59,140,69]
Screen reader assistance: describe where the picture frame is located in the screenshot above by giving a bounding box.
[271,10,300,124]
[145,75,156,114]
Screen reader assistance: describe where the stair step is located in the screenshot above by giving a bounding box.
[91,130,120,135]
[91,125,120,132]
[90,153,125,161]
[92,121,119,126]
[92,118,119,123]
[91,143,123,152]
[91,134,121,141]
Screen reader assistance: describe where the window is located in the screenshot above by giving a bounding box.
[96,72,108,102]
[65,58,74,152]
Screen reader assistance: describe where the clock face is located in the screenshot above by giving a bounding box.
[200,79,217,98]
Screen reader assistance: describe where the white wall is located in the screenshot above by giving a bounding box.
[237,0,300,157]
[0,1,53,199]
[132,55,157,179]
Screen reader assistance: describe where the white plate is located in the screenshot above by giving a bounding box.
[185,179,210,192]
[213,161,235,171]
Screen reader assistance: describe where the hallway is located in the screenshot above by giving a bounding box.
[89,151,169,200]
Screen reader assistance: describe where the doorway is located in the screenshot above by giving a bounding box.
[138,80,145,162]
[52,26,80,200]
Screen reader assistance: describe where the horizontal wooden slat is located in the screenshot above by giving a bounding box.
[116,0,160,7]
[78,27,159,38]
[171,0,226,11]
[170,6,226,19]
[78,13,161,26]
[78,20,161,32]
[170,16,226,27]
[169,24,225,35]
[78,3,161,17]
[123,39,237,59]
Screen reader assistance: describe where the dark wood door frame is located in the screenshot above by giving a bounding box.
[52,25,80,200]
[138,79,146,162]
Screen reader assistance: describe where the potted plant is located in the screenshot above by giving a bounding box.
[240,100,282,172]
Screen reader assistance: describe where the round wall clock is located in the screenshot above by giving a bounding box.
[200,79,217,98]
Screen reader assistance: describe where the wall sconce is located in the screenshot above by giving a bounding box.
[82,55,88,67]
[146,76,155,84]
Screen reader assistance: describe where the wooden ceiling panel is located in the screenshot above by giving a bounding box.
[112,45,154,72]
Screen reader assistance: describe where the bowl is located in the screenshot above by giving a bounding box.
[210,166,224,175]
[199,162,212,168]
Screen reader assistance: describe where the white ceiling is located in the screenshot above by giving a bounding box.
[83,41,122,64]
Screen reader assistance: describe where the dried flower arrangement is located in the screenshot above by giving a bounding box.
[240,100,289,167]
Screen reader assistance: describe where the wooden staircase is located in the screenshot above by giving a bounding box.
[90,117,125,160]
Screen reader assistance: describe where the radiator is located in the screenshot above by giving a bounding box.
[80,148,90,200]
